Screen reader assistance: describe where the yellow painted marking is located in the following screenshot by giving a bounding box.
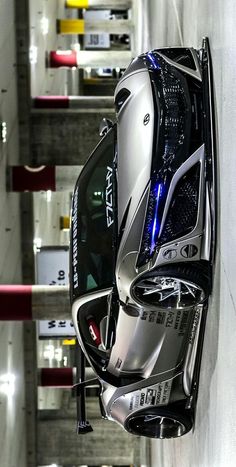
[63,339,76,346]
[65,0,89,10]
[60,216,70,230]
[58,19,85,35]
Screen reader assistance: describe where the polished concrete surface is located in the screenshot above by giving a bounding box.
[0,0,26,464]
[0,0,235,466]
[148,1,236,466]
[30,0,68,97]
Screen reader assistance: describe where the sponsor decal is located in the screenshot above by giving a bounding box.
[138,381,172,408]
[178,309,189,336]
[188,308,201,345]
[140,308,189,337]
[156,311,166,325]
[72,187,79,289]
[134,395,140,410]
[140,309,166,325]
[166,310,175,328]
[129,396,134,411]
[155,381,172,405]
[140,392,146,406]
[181,244,198,258]
[128,382,173,412]
[145,389,157,405]
[105,166,114,227]
[174,309,182,331]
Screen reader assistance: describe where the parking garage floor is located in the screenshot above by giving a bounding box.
[0,0,236,466]
[0,0,26,465]
[149,1,236,466]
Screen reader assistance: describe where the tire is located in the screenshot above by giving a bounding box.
[133,263,211,309]
[125,406,193,439]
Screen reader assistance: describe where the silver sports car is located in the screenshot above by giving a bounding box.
[70,37,216,438]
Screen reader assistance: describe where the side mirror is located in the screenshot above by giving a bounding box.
[99,118,113,137]
[100,315,116,350]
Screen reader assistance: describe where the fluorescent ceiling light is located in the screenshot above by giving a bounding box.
[1,121,7,143]
[40,17,49,35]
[0,373,16,397]
[29,45,38,64]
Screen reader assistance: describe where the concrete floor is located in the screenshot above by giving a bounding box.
[147,1,236,466]
[0,0,236,466]
[0,0,26,465]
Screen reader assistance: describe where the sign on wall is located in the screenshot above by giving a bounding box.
[38,319,75,338]
[36,246,76,338]
[36,246,69,286]
[84,10,110,49]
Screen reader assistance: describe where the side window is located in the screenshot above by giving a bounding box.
[71,127,117,298]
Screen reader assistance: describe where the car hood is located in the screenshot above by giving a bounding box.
[115,66,154,230]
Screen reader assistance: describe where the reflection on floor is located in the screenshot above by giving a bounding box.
[0,0,26,463]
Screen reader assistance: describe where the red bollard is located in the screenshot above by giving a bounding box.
[38,367,97,388]
[10,166,56,192]
[0,285,70,321]
[8,165,81,192]
[48,50,77,68]
[38,368,75,387]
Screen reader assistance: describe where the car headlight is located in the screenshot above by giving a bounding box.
[137,179,167,268]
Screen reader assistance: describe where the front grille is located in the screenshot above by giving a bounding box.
[162,80,186,163]
[149,56,191,175]
[159,163,200,244]
[157,47,196,70]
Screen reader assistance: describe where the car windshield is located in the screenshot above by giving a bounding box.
[71,126,117,299]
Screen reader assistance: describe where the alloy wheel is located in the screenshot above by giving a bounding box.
[134,276,205,309]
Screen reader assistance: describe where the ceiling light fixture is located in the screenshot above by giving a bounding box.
[40,17,49,35]
[0,373,16,397]
[29,45,38,64]
[1,121,7,143]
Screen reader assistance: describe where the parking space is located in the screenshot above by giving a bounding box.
[148,1,236,465]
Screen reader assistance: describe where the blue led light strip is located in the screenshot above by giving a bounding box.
[147,52,161,70]
[150,183,163,254]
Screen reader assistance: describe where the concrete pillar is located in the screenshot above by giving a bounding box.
[65,0,132,9]
[48,49,132,68]
[8,165,82,192]
[29,110,115,166]
[0,285,70,320]
[37,417,141,466]
[57,18,133,35]
[32,95,114,109]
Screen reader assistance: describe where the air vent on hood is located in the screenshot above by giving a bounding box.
[159,48,196,70]
[115,88,131,113]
